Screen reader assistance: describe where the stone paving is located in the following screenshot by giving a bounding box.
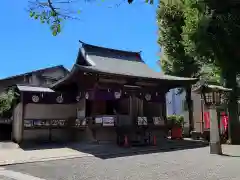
[0,167,45,180]
[0,148,93,166]
[0,139,208,166]
[3,145,240,180]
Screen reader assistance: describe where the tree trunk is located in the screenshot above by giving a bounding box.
[225,72,239,144]
[186,87,194,135]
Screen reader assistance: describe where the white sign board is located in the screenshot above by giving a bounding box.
[153,117,164,125]
[95,117,103,124]
[137,117,147,125]
[77,109,85,118]
[102,116,115,126]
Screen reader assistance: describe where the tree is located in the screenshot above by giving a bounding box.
[198,64,222,85]
[182,0,240,144]
[28,0,154,36]
[157,0,201,135]
[0,89,19,118]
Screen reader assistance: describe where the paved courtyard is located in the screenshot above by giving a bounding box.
[2,145,240,180]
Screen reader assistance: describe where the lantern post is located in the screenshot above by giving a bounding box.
[193,81,231,154]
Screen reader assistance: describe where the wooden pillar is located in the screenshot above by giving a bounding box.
[130,94,139,123]
[129,96,133,122]
[139,98,144,116]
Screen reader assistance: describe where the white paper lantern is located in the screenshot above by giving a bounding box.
[85,92,89,99]
[114,91,121,99]
[56,96,64,103]
[76,96,80,102]
[32,95,39,103]
[145,93,151,101]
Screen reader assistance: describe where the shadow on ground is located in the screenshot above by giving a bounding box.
[19,139,209,159]
[221,154,240,158]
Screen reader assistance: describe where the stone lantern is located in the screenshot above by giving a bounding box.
[193,81,231,154]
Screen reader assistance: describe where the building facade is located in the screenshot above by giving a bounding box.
[0,65,69,141]
[11,42,197,145]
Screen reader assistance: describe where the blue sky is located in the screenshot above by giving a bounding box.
[0,0,160,79]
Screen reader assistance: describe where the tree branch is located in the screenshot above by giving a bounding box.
[47,0,58,14]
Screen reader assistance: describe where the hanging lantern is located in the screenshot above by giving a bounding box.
[56,94,64,103]
[76,96,80,102]
[76,92,82,102]
[145,93,151,101]
[114,91,121,99]
[32,95,39,103]
[85,92,89,99]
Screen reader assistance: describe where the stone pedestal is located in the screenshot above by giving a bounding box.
[209,108,222,154]
[210,141,222,154]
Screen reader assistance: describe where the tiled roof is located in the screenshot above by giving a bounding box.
[51,42,198,89]
[79,43,196,81]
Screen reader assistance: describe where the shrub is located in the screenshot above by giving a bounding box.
[0,88,19,118]
[167,115,184,128]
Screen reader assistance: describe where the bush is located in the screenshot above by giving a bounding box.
[0,89,19,118]
[167,115,184,128]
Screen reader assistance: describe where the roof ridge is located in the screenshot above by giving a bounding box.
[79,40,141,55]
[0,65,68,82]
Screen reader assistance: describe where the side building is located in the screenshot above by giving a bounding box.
[0,65,69,141]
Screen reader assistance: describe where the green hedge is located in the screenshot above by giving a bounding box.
[167,115,184,127]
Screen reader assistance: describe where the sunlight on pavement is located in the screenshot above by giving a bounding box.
[0,168,46,180]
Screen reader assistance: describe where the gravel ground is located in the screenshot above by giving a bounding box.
[3,146,240,180]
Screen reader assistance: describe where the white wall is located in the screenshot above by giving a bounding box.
[166,88,203,133]
[24,104,77,119]
[166,88,184,116]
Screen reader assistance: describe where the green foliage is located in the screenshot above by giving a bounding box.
[29,10,62,36]
[182,0,240,142]
[158,0,221,83]
[157,0,201,78]
[0,89,19,117]
[182,0,240,75]
[167,115,184,127]
[181,0,205,60]
[198,63,221,85]
[28,0,154,35]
